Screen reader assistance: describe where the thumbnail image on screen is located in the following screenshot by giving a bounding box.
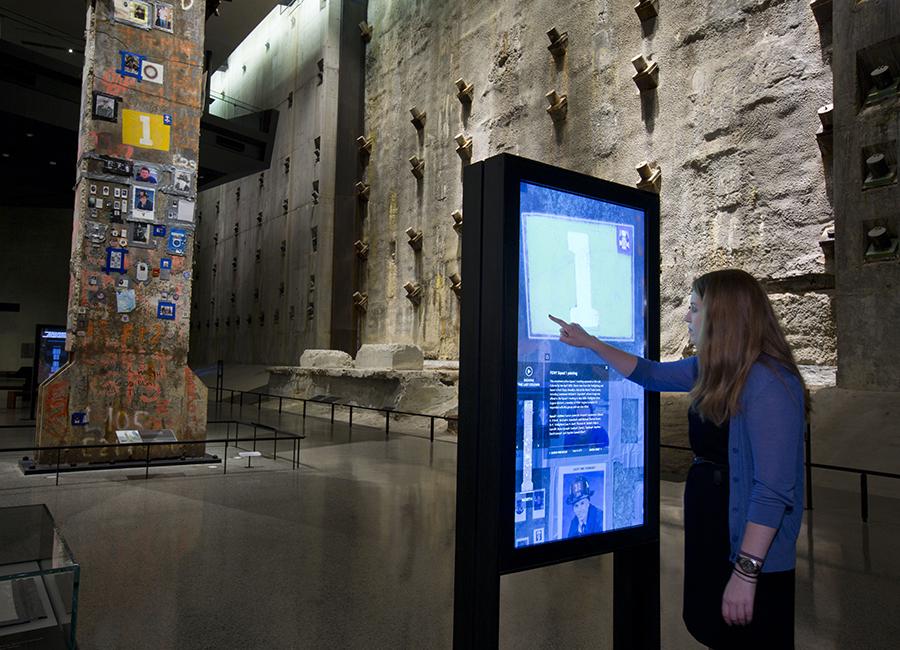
[514,181,646,549]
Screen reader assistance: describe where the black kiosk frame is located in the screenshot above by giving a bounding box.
[454,154,660,649]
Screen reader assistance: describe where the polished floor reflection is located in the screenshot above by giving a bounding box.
[0,407,898,649]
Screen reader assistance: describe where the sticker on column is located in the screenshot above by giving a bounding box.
[135,262,150,283]
[154,2,175,32]
[113,0,152,29]
[71,412,89,426]
[105,247,128,274]
[159,257,172,280]
[172,198,195,224]
[167,228,187,256]
[153,224,167,237]
[172,169,193,195]
[133,163,160,185]
[116,289,136,313]
[117,51,145,81]
[141,59,164,85]
[121,109,171,151]
[131,187,156,222]
[157,301,176,320]
[92,91,121,122]
[84,221,108,244]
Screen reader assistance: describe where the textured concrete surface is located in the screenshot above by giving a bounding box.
[831,1,900,390]
[35,1,208,461]
[300,348,353,368]
[355,343,424,369]
[359,0,835,362]
[190,0,342,365]
[268,363,458,422]
[1,417,898,649]
[192,0,837,370]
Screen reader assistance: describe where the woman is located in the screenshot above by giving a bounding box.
[550,269,805,648]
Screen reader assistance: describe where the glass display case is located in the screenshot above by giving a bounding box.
[0,505,79,649]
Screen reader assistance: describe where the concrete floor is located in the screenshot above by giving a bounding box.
[1,405,899,649]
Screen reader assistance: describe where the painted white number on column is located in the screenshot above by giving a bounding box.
[138,115,154,146]
[567,232,599,328]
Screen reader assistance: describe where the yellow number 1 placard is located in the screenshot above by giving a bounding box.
[121,109,171,151]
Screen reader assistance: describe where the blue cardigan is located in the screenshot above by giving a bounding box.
[628,355,805,572]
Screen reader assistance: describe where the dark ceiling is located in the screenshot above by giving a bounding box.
[0,0,283,208]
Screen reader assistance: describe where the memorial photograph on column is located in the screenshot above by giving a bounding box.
[505,168,658,567]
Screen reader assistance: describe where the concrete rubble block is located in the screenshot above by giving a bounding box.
[300,349,354,368]
[355,344,424,370]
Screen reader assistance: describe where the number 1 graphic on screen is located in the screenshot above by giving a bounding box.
[567,232,599,327]
[138,115,153,146]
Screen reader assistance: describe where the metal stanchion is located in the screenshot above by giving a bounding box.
[861,472,869,523]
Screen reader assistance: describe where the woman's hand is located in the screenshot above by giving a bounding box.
[548,315,595,349]
[721,571,756,626]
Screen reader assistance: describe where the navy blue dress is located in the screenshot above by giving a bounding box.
[682,405,795,649]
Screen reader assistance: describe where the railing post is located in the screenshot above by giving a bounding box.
[257,394,262,420]
[330,402,335,424]
[273,428,278,461]
[145,444,151,479]
[385,410,390,439]
[239,391,244,418]
[860,472,869,523]
[55,447,61,486]
[348,406,353,431]
[805,418,813,511]
[278,396,283,415]
[230,390,234,418]
[253,424,258,452]
[303,400,307,419]
[430,417,435,443]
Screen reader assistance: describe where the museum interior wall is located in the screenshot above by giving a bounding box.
[0,208,71,371]
[190,0,338,365]
[192,0,838,371]
[832,0,900,391]
[360,0,836,363]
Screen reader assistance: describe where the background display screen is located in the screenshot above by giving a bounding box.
[514,181,647,549]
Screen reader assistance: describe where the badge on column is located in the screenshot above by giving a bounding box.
[167,228,187,256]
[117,51,145,81]
[105,247,128,274]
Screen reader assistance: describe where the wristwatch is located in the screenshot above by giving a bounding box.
[735,554,763,576]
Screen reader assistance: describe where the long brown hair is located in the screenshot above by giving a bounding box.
[689,269,806,425]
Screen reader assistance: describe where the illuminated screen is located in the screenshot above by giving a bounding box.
[514,181,646,548]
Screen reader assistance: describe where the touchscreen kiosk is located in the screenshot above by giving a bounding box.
[454,154,659,649]
[514,182,647,550]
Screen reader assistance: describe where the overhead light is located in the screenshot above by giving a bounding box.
[49,161,57,166]
[26,133,33,137]
[68,48,73,54]
[1,153,9,158]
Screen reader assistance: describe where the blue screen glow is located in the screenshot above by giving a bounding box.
[514,181,647,548]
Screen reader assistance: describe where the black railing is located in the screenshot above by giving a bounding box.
[0,420,302,485]
[4,395,897,522]
[660,415,900,523]
[213,386,458,444]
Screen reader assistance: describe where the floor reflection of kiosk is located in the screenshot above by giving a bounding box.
[454,154,660,649]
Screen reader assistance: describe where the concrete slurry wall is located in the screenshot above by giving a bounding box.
[832,2,900,390]
[360,0,835,363]
[191,0,332,365]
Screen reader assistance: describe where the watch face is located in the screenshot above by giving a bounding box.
[738,557,760,574]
